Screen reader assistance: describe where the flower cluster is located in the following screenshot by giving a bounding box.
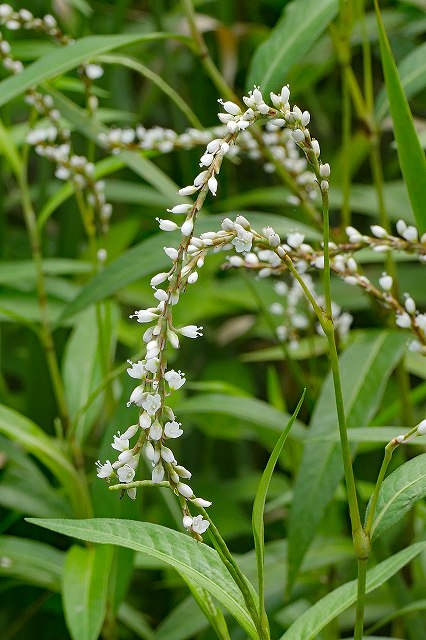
[98,85,312,537]
[0,4,70,43]
[270,276,352,348]
[346,220,426,263]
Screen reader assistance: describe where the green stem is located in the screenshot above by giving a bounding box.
[199,507,267,639]
[364,438,398,536]
[18,161,70,433]
[180,0,236,103]
[354,558,368,640]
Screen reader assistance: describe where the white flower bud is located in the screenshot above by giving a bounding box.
[174,465,192,478]
[139,412,151,429]
[405,296,416,314]
[187,272,198,284]
[311,139,320,157]
[208,175,218,195]
[121,424,138,439]
[291,129,305,143]
[157,218,178,231]
[379,273,393,291]
[191,497,212,508]
[320,163,330,178]
[167,204,193,214]
[206,138,222,154]
[150,272,168,287]
[152,462,165,483]
[181,219,194,236]
[177,482,194,498]
[417,419,426,435]
[178,185,198,196]
[371,225,387,238]
[222,101,241,115]
[149,420,163,441]
[183,515,193,529]
[164,247,179,260]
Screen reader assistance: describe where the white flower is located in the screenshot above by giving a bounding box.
[191,497,212,508]
[151,272,169,287]
[164,420,183,438]
[191,515,210,534]
[149,419,163,440]
[183,515,193,529]
[130,309,158,323]
[177,482,194,498]
[180,325,203,338]
[112,434,130,451]
[127,386,145,407]
[417,419,426,435]
[231,225,253,253]
[121,424,138,439]
[157,218,178,231]
[402,225,418,242]
[142,393,161,416]
[174,465,192,478]
[396,312,411,328]
[126,360,145,378]
[96,460,114,479]
[164,369,186,390]
[181,219,194,236]
[379,273,393,292]
[161,446,176,463]
[152,462,165,483]
[139,412,151,429]
[85,64,104,80]
[371,225,387,238]
[208,175,218,196]
[287,232,304,248]
[117,464,135,483]
[405,296,416,314]
[167,204,193,214]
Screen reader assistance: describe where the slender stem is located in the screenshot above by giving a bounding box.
[180,0,236,103]
[365,439,398,536]
[18,161,70,433]
[199,507,267,639]
[354,558,368,640]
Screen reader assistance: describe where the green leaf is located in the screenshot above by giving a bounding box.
[0,535,64,591]
[0,404,91,517]
[177,393,305,440]
[367,453,426,540]
[376,42,426,121]
[246,0,339,93]
[0,33,188,108]
[0,259,92,285]
[117,602,155,640]
[252,392,305,627]
[63,544,113,640]
[56,213,318,325]
[279,541,426,639]
[27,518,258,640]
[287,331,406,589]
[374,0,426,233]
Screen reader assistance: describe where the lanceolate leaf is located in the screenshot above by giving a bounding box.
[279,541,426,640]
[0,404,91,518]
[287,331,405,590]
[27,518,259,640]
[374,0,426,233]
[367,453,426,540]
[63,544,113,640]
[375,42,426,121]
[252,392,305,624]
[0,33,189,108]
[246,0,338,93]
[0,536,64,591]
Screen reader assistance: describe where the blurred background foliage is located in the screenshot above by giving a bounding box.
[0,0,426,639]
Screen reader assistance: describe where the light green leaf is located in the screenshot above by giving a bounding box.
[0,404,91,518]
[0,535,64,591]
[367,453,426,540]
[246,0,339,93]
[177,393,305,440]
[28,518,258,640]
[376,42,426,121]
[252,392,305,628]
[56,213,318,325]
[287,331,406,589]
[63,544,113,640]
[375,0,426,233]
[117,602,154,640]
[279,541,426,639]
[0,259,92,285]
[0,33,188,108]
